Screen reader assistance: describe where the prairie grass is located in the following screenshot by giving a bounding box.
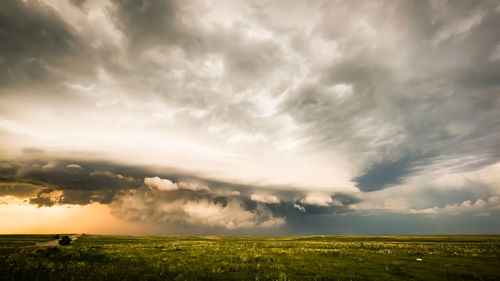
[1,235,499,280]
[0,234,59,247]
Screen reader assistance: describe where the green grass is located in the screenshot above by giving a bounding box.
[0,234,59,247]
[1,235,499,281]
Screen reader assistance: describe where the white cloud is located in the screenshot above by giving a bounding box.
[144,176,178,191]
[177,181,210,191]
[301,193,340,207]
[144,178,211,191]
[406,197,500,215]
[293,203,306,212]
[251,193,280,204]
[406,207,439,215]
[66,164,82,169]
[215,190,241,196]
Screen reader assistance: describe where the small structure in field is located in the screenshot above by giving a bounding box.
[58,235,72,245]
[416,258,423,262]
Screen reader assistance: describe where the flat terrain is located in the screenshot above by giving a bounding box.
[36,234,81,247]
[1,235,499,281]
[0,234,59,247]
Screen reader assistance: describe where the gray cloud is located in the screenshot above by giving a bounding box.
[353,157,422,192]
[0,153,358,230]
[0,182,42,198]
[109,0,183,50]
[69,0,86,8]
[279,0,500,191]
[0,0,93,87]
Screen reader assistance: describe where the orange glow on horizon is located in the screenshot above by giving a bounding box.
[0,196,141,234]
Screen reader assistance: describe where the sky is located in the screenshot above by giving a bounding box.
[0,0,500,235]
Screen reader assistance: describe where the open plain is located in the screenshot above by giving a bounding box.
[1,235,499,281]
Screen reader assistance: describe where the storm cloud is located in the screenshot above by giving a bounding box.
[0,153,358,230]
[0,0,499,234]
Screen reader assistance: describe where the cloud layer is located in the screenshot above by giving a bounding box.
[0,153,357,231]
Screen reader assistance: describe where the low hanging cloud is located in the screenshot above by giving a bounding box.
[406,196,500,216]
[250,193,280,204]
[112,177,285,229]
[293,203,306,212]
[144,176,178,191]
[301,193,338,207]
[0,155,359,230]
[66,164,82,169]
[0,182,43,199]
[111,190,284,230]
[144,176,211,191]
[2,152,495,233]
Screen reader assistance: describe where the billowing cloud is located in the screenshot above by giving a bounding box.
[251,193,280,204]
[0,0,83,85]
[293,203,306,212]
[0,154,359,231]
[301,193,336,207]
[111,191,284,230]
[278,0,500,192]
[144,176,178,191]
[406,196,500,216]
[144,176,211,191]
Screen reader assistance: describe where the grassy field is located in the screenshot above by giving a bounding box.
[0,234,60,247]
[1,235,499,281]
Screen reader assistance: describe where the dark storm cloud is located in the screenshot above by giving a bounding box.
[109,186,357,230]
[0,0,88,86]
[69,0,86,8]
[109,0,286,81]
[0,158,141,206]
[0,182,42,198]
[109,0,183,50]
[279,0,500,191]
[353,156,429,192]
[1,0,498,195]
[88,0,287,144]
[0,153,358,229]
